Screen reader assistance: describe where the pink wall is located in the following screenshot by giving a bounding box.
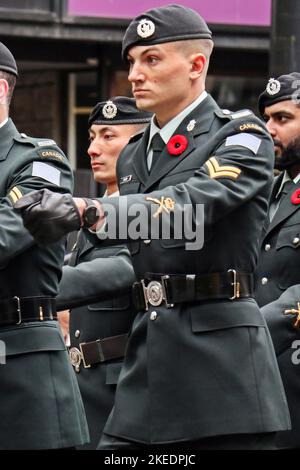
[68,0,271,26]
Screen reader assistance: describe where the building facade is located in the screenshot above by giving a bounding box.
[1,0,271,195]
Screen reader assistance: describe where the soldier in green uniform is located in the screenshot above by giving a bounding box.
[15,5,291,449]
[0,41,89,449]
[253,73,300,449]
[56,97,151,449]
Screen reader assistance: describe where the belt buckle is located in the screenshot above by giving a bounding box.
[13,296,22,325]
[141,276,174,310]
[228,269,240,300]
[79,340,104,368]
[69,347,82,372]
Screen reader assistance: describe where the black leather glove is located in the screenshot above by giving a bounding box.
[14,188,82,244]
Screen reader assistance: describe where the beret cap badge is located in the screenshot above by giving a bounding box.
[266,78,281,96]
[137,18,155,38]
[102,100,118,119]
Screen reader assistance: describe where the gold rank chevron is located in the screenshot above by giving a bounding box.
[205,157,241,180]
[8,186,23,204]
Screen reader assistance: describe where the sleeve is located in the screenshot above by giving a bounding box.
[56,246,136,310]
[0,143,73,267]
[87,122,274,244]
[261,284,300,356]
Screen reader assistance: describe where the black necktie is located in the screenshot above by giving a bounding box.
[269,180,295,221]
[150,133,165,173]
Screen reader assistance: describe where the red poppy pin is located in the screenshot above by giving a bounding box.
[167,134,188,156]
[291,189,300,205]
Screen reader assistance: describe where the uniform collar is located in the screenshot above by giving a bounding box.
[275,170,300,199]
[0,118,20,161]
[0,117,8,129]
[147,90,208,151]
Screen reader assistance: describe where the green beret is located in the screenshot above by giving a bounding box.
[258,72,300,116]
[88,96,152,127]
[122,4,212,61]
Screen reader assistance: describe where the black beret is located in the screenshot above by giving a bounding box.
[258,72,300,116]
[88,96,152,127]
[0,42,18,77]
[122,3,212,61]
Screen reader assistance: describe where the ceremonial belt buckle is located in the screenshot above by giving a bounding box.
[69,347,83,372]
[141,275,174,310]
[228,269,240,300]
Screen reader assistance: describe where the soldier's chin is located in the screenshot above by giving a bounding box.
[274,155,300,171]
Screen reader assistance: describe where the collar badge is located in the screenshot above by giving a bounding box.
[187,119,196,132]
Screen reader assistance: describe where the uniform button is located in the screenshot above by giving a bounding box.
[150,311,158,321]
[75,330,80,338]
[293,237,300,245]
[143,239,151,245]
[261,277,268,285]
[264,244,271,251]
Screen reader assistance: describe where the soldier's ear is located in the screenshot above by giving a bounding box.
[190,53,206,80]
[0,78,9,105]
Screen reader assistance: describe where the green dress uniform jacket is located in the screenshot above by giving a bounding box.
[261,285,300,448]
[0,118,89,449]
[56,230,136,449]
[88,94,290,445]
[254,174,300,307]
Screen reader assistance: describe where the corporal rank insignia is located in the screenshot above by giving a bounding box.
[137,18,155,38]
[205,157,241,181]
[266,78,281,95]
[8,186,23,204]
[145,196,175,218]
[102,100,118,119]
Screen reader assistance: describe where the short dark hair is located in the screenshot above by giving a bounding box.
[0,70,16,106]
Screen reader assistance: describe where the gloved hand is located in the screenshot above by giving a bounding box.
[14,188,82,244]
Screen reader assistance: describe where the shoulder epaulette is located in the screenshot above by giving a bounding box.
[128,129,145,143]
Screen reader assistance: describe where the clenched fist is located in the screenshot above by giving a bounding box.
[14,188,82,244]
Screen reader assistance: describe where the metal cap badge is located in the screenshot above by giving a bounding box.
[102,100,118,119]
[266,78,281,95]
[137,18,155,38]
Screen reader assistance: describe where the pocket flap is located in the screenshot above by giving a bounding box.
[0,323,66,357]
[191,299,266,333]
[276,225,300,249]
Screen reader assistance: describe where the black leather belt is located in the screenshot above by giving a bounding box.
[0,296,57,326]
[132,270,254,311]
[69,333,128,371]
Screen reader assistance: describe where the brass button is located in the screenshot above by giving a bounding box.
[293,237,300,246]
[265,244,271,251]
[150,311,158,321]
[261,277,268,285]
[143,239,151,245]
[75,330,80,338]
